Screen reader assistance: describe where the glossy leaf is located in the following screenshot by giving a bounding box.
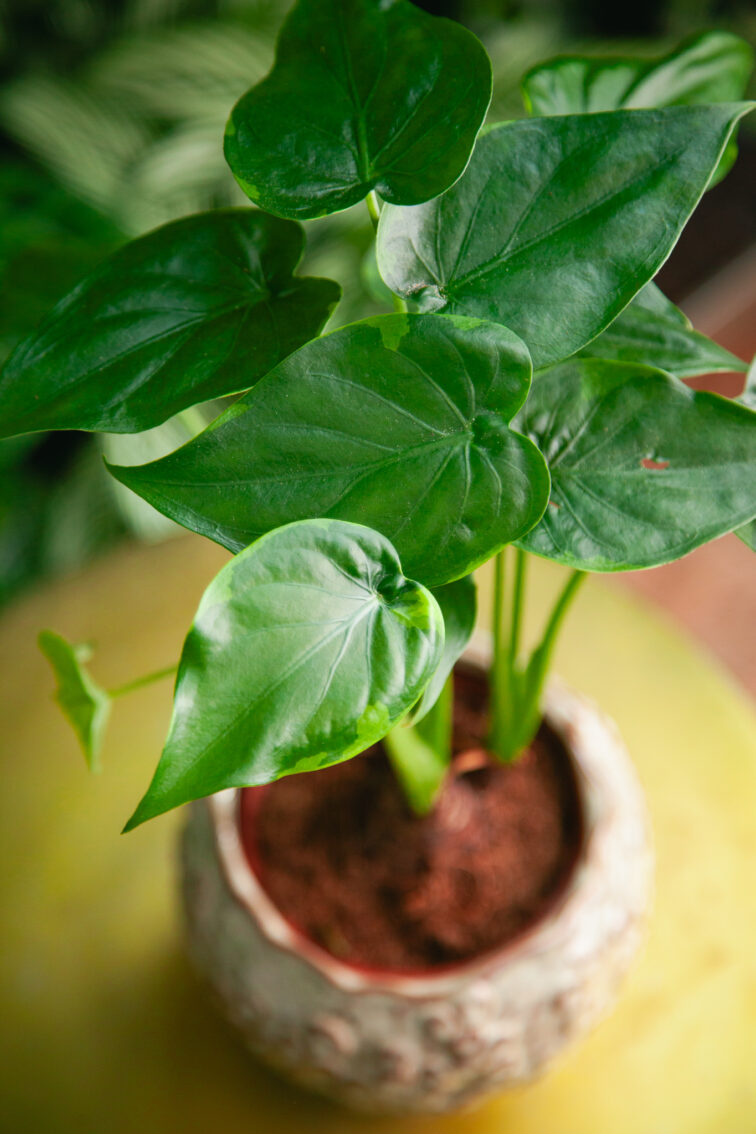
[735,360,756,551]
[736,520,756,552]
[739,357,756,412]
[515,358,756,571]
[124,519,443,830]
[522,32,754,187]
[522,31,753,116]
[377,105,753,369]
[579,283,746,378]
[109,314,550,588]
[38,631,110,771]
[224,0,491,220]
[0,209,340,438]
[411,575,476,723]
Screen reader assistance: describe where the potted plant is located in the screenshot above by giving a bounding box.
[2,2,754,1115]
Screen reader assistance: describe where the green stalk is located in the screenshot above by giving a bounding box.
[384,674,453,816]
[490,549,586,763]
[366,191,408,313]
[490,548,511,758]
[366,190,381,231]
[509,547,526,672]
[529,569,586,688]
[109,665,177,699]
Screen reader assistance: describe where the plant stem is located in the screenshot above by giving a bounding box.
[421,672,453,763]
[109,665,177,699]
[177,404,208,438]
[366,190,408,313]
[490,548,510,757]
[509,546,526,672]
[535,569,586,678]
[366,190,381,231]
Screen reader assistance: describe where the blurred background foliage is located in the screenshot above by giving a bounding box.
[0,0,754,607]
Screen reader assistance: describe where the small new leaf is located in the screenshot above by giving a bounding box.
[0,210,340,438]
[38,630,111,771]
[124,519,444,830]
[109,314,550,588]
[377,104,753,369]
[516,358,756,570]
[224,0,491,219]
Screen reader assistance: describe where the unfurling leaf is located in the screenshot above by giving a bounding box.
[38,631,111,771]
[124,519,443,830]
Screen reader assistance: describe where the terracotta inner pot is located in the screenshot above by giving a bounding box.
[238,665,585,976]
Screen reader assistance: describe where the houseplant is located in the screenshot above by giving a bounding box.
[1,1,754,1114]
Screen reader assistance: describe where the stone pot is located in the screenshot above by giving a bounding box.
[179,672,653,1115]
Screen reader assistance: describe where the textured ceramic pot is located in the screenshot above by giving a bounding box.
[179,673,653,1115]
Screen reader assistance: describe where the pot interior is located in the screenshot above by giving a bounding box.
[237,663,585,978]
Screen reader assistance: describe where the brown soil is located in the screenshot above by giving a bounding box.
[240,667,583,973]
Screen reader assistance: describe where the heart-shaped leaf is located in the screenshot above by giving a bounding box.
[522,31,753,116]
[109,314,550,588]
[411,574,476,724]
[0,209,340,438]
[124,519,443,830]
[224,0,491,220]
[515,358,756,570]
[579,283,746,379]
[377,104,753,369]
[38,631,111,771]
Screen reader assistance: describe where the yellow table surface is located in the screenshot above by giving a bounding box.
[1,536,755,1134]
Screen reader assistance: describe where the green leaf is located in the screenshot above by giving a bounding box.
[521,32,754,187]
[515,358,756,571]
[735,359,756,552]
[0,209,340,438]
[522,31,753,116]
[739,356,756,412]
[736,520,756,552]
[377,105,753,369]
[38,630,111,771]
[579,283,747,379]
[124,519,443,830]
[224,0,491,220]
[411,575,476,724]
[109,313,550,589]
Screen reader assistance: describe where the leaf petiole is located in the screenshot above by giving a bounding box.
[109,665,178,700]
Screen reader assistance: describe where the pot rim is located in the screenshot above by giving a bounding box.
[204,641,625,997]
